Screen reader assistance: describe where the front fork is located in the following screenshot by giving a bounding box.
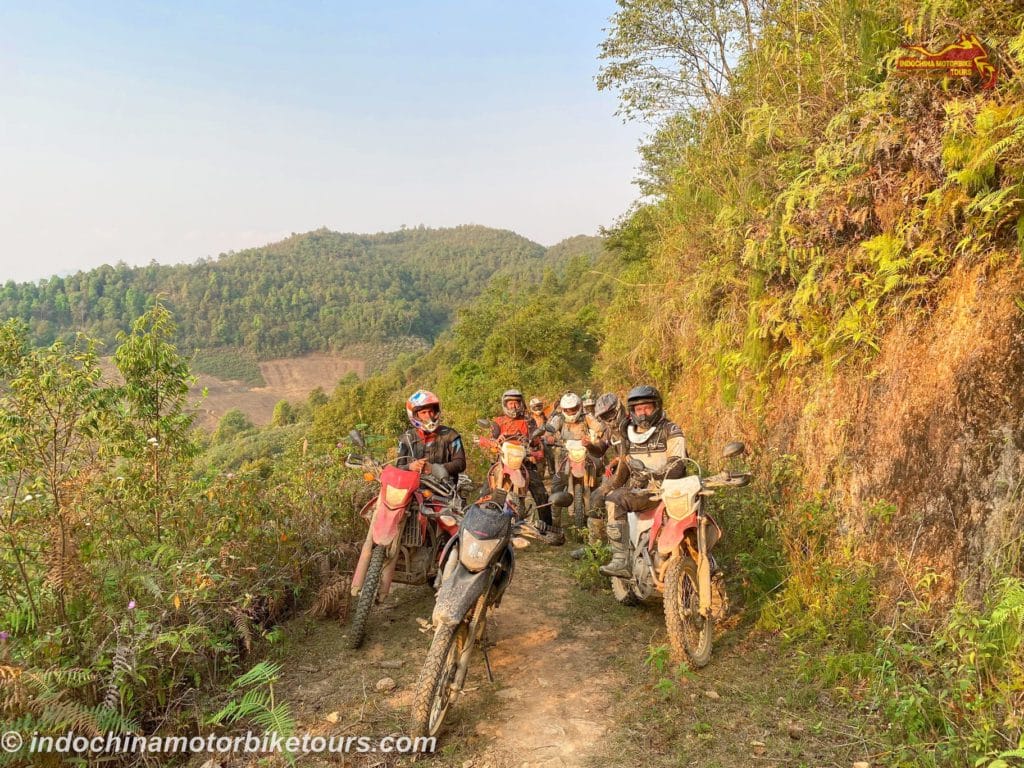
[696,515,712,617]
[351,515,404,598]
[454,579,494,691]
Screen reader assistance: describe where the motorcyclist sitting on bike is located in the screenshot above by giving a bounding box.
[593,392,627,452]
[483,389,561,545]
[599,385,688,578]
[396,389,467,480]
[528,396,555,480]
[569,392,626,559]
[548,392,606,527]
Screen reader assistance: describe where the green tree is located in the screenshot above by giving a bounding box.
[596,0,764,119]
[271,399,296,426]
[0,320,108,646]
[112,302,197,541]
[215,409,256,444]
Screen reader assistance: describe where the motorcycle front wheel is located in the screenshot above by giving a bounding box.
[347,544,386,650]
[572,484,587,530]
[664,555,713,667]
[411,620,469,737]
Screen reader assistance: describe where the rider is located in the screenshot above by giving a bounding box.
[485,389,562,545]
[599,385,688,578]
[569,392,627,559]
[581,390,596,417]
[548,393,605,519]
[396,389,467,479]
[528,396,554,480]
[593,393,622,460]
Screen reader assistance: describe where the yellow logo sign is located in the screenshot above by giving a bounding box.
[896,34,998,89]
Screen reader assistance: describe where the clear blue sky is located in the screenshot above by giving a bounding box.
[0,1,646,284]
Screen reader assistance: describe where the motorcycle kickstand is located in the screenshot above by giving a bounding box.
[481,642,494,683]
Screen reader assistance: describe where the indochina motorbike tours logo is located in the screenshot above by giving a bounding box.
[896,33,998,89]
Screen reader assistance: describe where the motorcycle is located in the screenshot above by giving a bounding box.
[410,488,573,738]
[344,429,471,649]
[609,441,750,668]
[474,420,545,517]
[543,423,603,531]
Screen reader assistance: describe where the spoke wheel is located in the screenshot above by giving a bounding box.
[664,555,713,667]
[411,621,469,737]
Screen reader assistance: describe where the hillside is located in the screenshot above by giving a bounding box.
[0,225,553,359]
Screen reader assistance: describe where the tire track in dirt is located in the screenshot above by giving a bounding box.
[460,551,617,768]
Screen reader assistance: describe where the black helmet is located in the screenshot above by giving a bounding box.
[626,385,663,430]
[594,392,622,424]
[501,389,525,418]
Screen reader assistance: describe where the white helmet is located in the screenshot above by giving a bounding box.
[559,392,583,423]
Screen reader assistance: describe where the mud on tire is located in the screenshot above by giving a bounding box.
[411,621,467,737]
[610,576,639,606]
[347,544,386,649]
[664,555,713,667]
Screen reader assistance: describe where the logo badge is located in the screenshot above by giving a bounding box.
[896,34,998,89]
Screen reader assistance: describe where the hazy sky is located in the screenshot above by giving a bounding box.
[0,1,646,284]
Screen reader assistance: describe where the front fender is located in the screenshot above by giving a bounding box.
[432,564,493,626]
[371,498,407,546]
[506,467,526,490]
[657,513,697,556]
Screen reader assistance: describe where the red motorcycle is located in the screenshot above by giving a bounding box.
[609,442,750,667]
[345,430,468,649]
[474,421,544,516]
[544,427,602,531]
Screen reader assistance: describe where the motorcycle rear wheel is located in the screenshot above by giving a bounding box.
[347,544,386,650]
[411,620,469,737]
[664,555,713,667]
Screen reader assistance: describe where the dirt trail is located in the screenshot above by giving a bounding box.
[449,553,615,767]
[210,546,879,768]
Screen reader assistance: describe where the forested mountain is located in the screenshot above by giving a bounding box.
[0,225,560,358]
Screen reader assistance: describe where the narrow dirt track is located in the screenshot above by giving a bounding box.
[201,545,879,768]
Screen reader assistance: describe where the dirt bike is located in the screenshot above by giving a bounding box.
[474,420,545,518]
[543,424,602,531]
[410,487,572,738]
[609,442,750,668]
[345,429,471,649]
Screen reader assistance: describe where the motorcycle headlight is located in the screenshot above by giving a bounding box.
[383,484,413,508]
[662,476,702,520]
[459,529,503,572]
[501,442,526,470]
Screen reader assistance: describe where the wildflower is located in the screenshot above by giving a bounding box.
[127,600,136,610]
[0,631,8,642]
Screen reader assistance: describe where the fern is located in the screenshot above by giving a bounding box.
[230,660,281,690]
[229,607,255,653]
[308,574,350,619]
[253,700,296,737]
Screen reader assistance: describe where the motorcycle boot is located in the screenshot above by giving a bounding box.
[544,517,566,546]
[598,520,631,578]
[534,519,565,547]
